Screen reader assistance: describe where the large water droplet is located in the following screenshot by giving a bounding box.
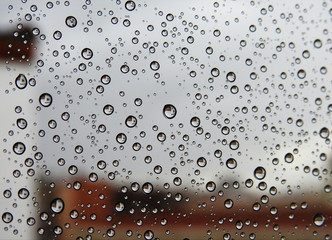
[18,188,29,199]
[115,202,125,212]
[101,74,111,85]
[313,213,325,227]
[144,230,154,240]
[226,72,236,82]
[65,16,77,28]
[190,117,200,127]
[226,158,237,169]
[116,133,127,144]
[13,142,26,155]
[206,181,216,192]
[2,212,13,223]
[142,182,153,194]
[50,198,65,214]
[197,157,207,167]
[254,166,266,180]
[284,153,294,163]
[39,93,53,107]
[224,199,233,209]
[125,0,136,11]
[103,104,114,115]
[81,48,93,60]
[16,118,27,129]
[15,74,27,89]
[163,104,177,119]
[319,127,329,139]
[125,115,137,128]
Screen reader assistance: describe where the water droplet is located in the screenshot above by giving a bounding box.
[150,61,160,71]
[125,0,136,11]
[297,69,306,79]
[226,72,236,82]
[50,198,65,214]
[229,140,239,150]
[2,212,13,223]
[319,127,329,139]
[65,16,77,28]
[157,132,166,142]
[16,118,27,129]
[190,117,200,127]
[74,145,83,154]
[224,199,233,209]
[211,68,220,77]
[284,153,294,163]
[68,165,78,175]
[131,182,140,192]
[103,104,114,115]
[142,182,153,194]
[115,202,125,212]
[26,217,35,226]
[166,13,174,21]
[134,98,142,106]
[197,157,207,167]
[97,160,106,170]
[13,142,26,155]
[18,188,29,199]
[3,189,12,198]
[116,133,127,144]
[206,181,216,192]
[144,230,154,240]
[163,104,177,119]
[89,172,98,182]
[254,166,266,180]
[125,115,137,128]
[81,48,93,60]
[226,158,237,169]
[154,165,162,174]
[53,30,62,40]
[15,74,27,89]
[120,64,130,73]
[39,93,53,107]
[101,74,111,85]
[107,229,116,237]
[313,213,325,227]
[313,39,322,48]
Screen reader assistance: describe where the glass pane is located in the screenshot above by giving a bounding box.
[0,0,331,239]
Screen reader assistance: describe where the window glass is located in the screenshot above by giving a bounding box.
[0,0,331,239]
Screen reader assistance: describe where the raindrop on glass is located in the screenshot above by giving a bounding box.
[50,198,65,214]
[39,93,53,107]
[163,104,177,119]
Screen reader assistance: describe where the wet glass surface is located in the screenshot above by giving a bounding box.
[0,0,331,239]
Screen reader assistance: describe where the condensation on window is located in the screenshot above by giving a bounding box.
[0,0,331,239]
